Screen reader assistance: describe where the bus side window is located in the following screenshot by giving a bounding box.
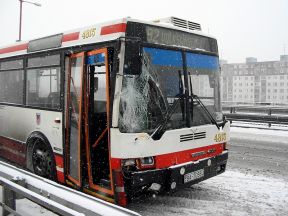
[26,54,61,110]
[26,67,61,109]
[0,70,24,104]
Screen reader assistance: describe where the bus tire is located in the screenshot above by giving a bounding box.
[26,133,57,181]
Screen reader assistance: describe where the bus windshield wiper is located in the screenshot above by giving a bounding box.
[191,94,220,130]
[187,71,220,130]
[150,93,185,140]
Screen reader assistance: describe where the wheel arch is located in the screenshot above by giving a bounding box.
[26,131,57,180]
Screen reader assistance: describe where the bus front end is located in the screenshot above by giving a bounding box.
[111,20,229,205]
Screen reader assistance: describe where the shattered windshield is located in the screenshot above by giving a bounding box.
[119,46,221,133]
[119,47,186,133]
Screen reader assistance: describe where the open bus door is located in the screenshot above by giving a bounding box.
[84,48,114,202]
[65,49,114,202]
[66,52,85,187]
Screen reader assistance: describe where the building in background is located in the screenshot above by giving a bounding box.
[220,55,288,105]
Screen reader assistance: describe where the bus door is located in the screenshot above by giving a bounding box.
[85,48,114,200]
[66,52,85,187]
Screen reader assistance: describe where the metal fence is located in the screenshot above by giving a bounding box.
[223,106,288,127]
[0,177,85,216]
[0,161,140,216]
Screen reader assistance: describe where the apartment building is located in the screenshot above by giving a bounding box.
[220,55,288,105]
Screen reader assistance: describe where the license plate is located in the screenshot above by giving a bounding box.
[184,169,204,183]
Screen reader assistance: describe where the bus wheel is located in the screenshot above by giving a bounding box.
[30,137,56,180]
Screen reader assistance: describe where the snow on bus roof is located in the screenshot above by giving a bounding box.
[0,17,216,59]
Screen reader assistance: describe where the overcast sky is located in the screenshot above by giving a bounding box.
[0,0,287,63]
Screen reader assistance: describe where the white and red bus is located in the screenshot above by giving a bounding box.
[0,17,229,206]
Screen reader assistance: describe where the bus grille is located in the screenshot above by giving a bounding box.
[180,132,206,142]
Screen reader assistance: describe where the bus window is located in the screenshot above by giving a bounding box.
[66,53,84,186]
[0,70,24,104]
[0,59,24,104]
[26,67,61,109]
[94,75,106,112]
[0,59,23,70]
[186,52,221,124]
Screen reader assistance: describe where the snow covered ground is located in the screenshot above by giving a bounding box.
[230,125,288,145]
[1,126,288,215]
[130,170,288,216]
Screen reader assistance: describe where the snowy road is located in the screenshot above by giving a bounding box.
[228,127,288,181]
[129,171,288,216]
[2,127,288,215]
[129,127,288,215]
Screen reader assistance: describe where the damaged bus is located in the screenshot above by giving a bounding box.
[0,17,229,206]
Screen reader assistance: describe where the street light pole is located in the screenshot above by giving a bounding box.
[18,0,41,42]
[19,0,23,41]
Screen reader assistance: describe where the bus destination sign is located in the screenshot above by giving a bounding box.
[145,26,217,53]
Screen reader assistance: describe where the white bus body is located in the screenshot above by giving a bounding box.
[0,17,229,206]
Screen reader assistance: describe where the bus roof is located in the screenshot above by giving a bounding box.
[0,17,216,59]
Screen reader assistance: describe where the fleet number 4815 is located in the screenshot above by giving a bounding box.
[82,28,96,39]
[214,132,226,142]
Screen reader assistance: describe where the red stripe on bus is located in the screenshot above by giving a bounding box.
[54,154,65,183]
[55,154,64,168]
[0,136,26,153]
[62,32,80,42]
[0,43,28,55]
[0,136,26,165]
[113,169,127,206]
[110,158,121,169]
[57,170,65,183]
[0,149,26,165]
[155,143,224,169]
[100,23,126,35]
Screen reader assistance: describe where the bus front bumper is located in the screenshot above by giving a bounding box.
[129,151,228,192]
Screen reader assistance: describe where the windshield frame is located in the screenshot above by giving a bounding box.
[119,41,221,134]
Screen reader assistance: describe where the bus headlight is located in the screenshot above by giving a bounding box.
[139,157,154,166]
[136,157,155,169]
